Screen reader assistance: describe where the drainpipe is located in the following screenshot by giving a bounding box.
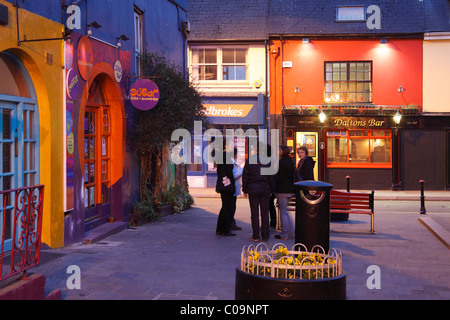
[280,35,284,142]
[265,39,270,142]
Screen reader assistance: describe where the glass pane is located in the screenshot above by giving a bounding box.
[222,48,234,63]
[84,112,89,134]
[349,138,369,163]
[89,163,95,183]
[204,66,217,80]
[23,110,28,140]
[204,49,216,63]
[101,136,108,157]
[84,138,89,159]
[3,109,11,140]
[102,109,110,133]
[84,188,89,207]
[84,164,88,183]
[327,138,347,163]
[3,142,12,173]
[30,172,35,185]
[89,138,95,159]
[89,187,95,206]
[223,66,234,80]
[235,49,246,63]
[236,66,246,80]
[29,111,35,139]
[89,112,95,134]
[3,175,11,191]
[30,142,35,170]
[101,160,108,181]
[326,63,332,72]
[371,139,391,163]
[23,142,28,170]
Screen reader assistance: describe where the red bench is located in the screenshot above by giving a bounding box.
[330,189,374,233]
[277,189,375,233]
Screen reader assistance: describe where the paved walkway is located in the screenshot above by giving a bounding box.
[29,196,450,301]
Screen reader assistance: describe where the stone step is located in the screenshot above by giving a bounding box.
[84,222,128,245]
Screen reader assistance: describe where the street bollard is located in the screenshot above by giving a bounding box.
[419,180,426,214]
[346,176,351,192]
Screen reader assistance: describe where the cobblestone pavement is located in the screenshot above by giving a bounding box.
[32,197,450,300]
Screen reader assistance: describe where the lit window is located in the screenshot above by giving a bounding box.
[336,6,366,22]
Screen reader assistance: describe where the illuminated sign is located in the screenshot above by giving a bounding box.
[130,79,160,110]
[77,36,94,81]
[203,104,254,118]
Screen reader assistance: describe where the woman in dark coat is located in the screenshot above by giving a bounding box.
[215,148,236,236]
[275,145,295,240]
[242,147,274,242]
[295,145,315,182]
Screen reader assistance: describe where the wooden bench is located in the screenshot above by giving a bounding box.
[330,189,374,233]
[277,189,375,233]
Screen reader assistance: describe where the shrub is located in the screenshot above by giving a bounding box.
[167,185,194,213]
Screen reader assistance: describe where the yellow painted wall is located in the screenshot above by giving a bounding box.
[423,37,450,113]
[0,1,64,247]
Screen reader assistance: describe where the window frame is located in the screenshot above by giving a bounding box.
[326,129,392,169]
[324,61,373,103]
[190,46,249,84]
[335,6,367,22]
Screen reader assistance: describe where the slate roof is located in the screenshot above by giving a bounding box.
[186,0,270,41]
[268,0,450,36]
[187,0,449,41]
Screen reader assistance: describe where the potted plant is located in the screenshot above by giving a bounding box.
[108,216,115,223]
[235,243,346,300]
[130,191,160,226]
[166,184,194,214]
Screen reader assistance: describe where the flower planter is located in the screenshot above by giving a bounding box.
[235,268,346,300]
[235,243,346,300]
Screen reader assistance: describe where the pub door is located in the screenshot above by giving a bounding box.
[295,132,319,181]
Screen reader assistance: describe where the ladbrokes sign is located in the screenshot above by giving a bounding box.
[204,104,254,118]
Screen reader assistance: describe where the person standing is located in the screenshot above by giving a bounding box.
[274,146,295,240]
[215,146,236,236]
[242,146,274,242]
[295,145,315,182]
[230,148,243,231]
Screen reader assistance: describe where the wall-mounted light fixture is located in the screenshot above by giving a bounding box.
[116,34,129,47]
[398,85,404,92]
[294,86,300,93]
[394,109,402,125]
[302,38,310,44]
[380,38,387,44]
[319,110,326,124]
[87,21,101,36]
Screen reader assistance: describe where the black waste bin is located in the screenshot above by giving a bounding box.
[294,181,333,253]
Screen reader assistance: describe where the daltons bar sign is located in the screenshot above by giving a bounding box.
[204,104,253,118]
[334,118,385,127]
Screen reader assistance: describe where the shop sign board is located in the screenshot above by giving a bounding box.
[77,36,94,81]
[130,79,160,110]
[203,104,254,118]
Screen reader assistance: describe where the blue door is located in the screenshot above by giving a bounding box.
[0,100,39,253]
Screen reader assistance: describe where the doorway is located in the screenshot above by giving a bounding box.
[295,132,318,180]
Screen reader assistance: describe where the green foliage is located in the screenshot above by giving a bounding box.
[167,184,194,213]
[132,191,160,221]
[132,52,207,157]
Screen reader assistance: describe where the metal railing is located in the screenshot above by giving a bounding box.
[0,185,44,282]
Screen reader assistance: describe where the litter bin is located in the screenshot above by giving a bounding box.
[294,181,333,253]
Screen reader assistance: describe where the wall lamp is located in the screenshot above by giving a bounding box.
[116,34,129,47]
[380,38,387,44]
[394,110,402,125]
[302,38,310,44]
[87,21,101,36]
[398,85,405,92]
[319,110,326,124]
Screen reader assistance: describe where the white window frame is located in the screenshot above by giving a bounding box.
[335,6,366,22]
[189,46,249,84]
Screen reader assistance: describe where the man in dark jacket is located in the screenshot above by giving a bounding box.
[242,150,274,242]
[216,149,236,236]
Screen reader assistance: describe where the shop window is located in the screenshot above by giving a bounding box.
[190,47,248,83]
[335,6,366,22]
[327,129,391,168]
[325,61,372,103]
